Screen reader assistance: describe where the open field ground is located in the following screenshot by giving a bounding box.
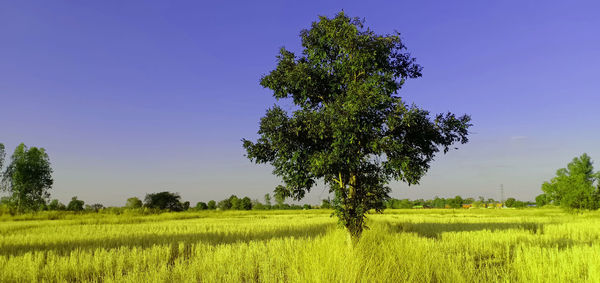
[1,209,600,282]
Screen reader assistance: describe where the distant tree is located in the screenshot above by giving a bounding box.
[264,194,272,208]
[144,191,184,211]
[303,204,312,210]
[47,199,66,211]
[432,197,446,208]
[86,203,104,212]
[447,196,464,209]
[238,197,252,210]
[504,197,516,208]
[67,196,85,211]
[542,153,600,210]
[207,200,216,210]
[535,194,549,207]
[125,197,143,209]
[241,197,252,210]
[229,195,241,210]
[217,198,232,210]
[398,199,413,209]
[182,201,190,211]
[242,12,471,241]
[251,199,266,210]
[273,185,287,208]
[195,202,208,210]
[513,200,525,208]
[1,143,53,212]
[384,199,394,208]
[423,199,433,208]
[321,198,332,209]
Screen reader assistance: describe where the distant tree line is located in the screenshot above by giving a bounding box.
[3,142,595,214]
[0,190,319,214]
[2,190,538,215]
[384,196,535,209]
[0,142,324,214]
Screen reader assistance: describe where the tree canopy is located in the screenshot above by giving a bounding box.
[243,12,471,240]
[195,201,208,210]
[67,196,85,211]
[48,199,66,211]
[144,191,184,211]
[1,143,54,212]
[541,153,600,210]
[125,197,143,209]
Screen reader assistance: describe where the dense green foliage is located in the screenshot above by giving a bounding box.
[536,193,550,207]
[207,200,216,210]
[1,143,53,212]
[47,199,66,211]
[1,193,536,215]
[67,197,85,211]
[144,192,184,211]
[540,153,600,210]
[243,12,471,240]
[125,197,143,209]
[1,209,600,282]
[86,203,104,212]
[504,197,528,208]
[384,196,533,209]
[195,201,208,210]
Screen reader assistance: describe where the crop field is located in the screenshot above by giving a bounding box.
[1,209,600,282]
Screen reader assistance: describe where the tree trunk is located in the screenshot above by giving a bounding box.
[346,219,363,245]
[336,172,365,245]
[345,173,363,245]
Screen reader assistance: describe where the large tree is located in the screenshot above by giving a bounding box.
[144,191,184,211]
[541,153,600,210]
[243,12,471,241]
[1,143,54,212]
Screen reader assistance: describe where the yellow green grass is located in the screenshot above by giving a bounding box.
[1,209,600,282]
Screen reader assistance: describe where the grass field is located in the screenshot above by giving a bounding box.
[1,208,599,282]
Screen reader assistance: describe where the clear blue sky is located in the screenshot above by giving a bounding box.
[1,1,599,206]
